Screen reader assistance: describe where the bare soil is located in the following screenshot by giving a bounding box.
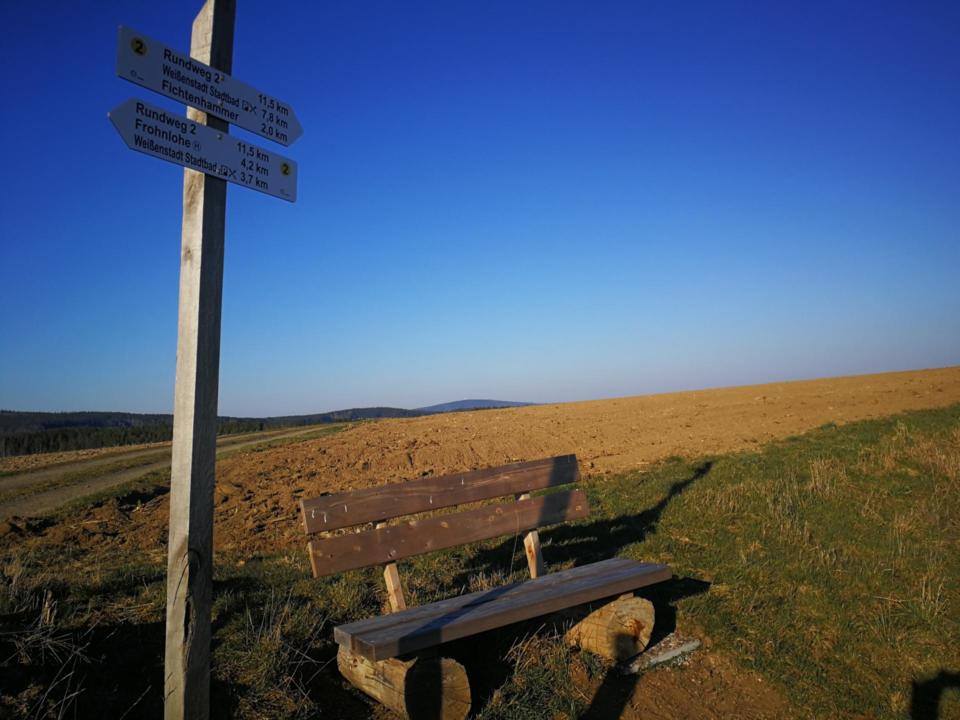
[216,366,960,554]
[574,646,793,720]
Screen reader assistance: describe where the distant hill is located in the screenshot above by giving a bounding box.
[0,401,529,457]
[416,399,533,414]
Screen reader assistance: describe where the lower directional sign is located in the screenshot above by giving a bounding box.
[109,98,297,202]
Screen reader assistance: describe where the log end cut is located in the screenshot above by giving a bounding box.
[565,596,656,661]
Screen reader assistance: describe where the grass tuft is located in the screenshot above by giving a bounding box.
[477,632,590,720]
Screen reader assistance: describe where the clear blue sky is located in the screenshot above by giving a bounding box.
[1,1,958,416]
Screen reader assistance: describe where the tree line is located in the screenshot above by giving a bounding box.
[0,417,266,457]
[0,404,512,458]
[0,407,424,458]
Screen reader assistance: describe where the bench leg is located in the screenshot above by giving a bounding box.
[337,645,470,720]
[564,596,655,661]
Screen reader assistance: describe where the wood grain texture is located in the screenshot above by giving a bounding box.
[334,558,672,661]
[308,490,589,577]
[522,531,544,578]
[300,454,579,534]
[516,493,545,578]
[163,2,234,719]
[384,562,407,612]
[337,646,470,720]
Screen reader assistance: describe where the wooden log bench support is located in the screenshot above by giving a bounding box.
[299,455,672,719]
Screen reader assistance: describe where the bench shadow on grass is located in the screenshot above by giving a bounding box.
[435,460,713,717]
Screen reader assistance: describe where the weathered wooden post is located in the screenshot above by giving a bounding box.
[109,3,301,715]
[163,1,234,717]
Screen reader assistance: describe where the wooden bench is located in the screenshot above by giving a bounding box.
[299,454,672,719]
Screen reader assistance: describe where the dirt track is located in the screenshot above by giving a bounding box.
[0,426,312,492]
[0,426,328,522]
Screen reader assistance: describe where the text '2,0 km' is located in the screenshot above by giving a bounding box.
[109,98,298,202]
[116,25,303,147]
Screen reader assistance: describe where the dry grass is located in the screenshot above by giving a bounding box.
[231,590,329,718]
[477,631,596,720]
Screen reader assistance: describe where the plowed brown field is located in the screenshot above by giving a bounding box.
[12,366,957,559]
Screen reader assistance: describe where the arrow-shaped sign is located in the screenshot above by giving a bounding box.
[109,98,298,202]
[116,25,303,147]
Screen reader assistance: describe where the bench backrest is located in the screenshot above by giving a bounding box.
[300,455,585,578]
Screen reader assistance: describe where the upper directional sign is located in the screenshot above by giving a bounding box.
[109,98,298,202]
[116,25,303,147]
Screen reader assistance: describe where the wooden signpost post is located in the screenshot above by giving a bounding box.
[163,3,232,718]
[109,2,301,717]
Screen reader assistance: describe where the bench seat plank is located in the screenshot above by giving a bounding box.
[301,455,579,533]
[334,557,671,661]
[309,490,589,577]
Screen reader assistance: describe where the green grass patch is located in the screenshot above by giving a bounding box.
[574,405,959,719]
